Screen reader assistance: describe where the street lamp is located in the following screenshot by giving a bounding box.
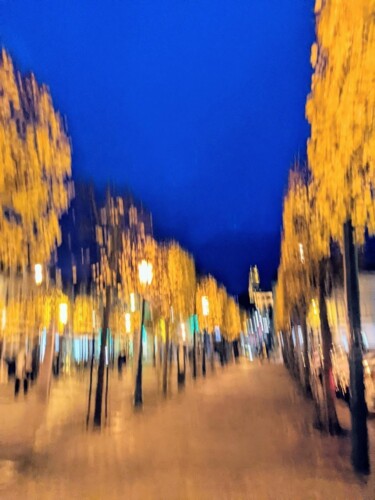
[130,292,136,313]
[202,296,209,317]
[138,260,153,286]
[86,308,97,427]
[59,303,68,326]
[134,260,153,407]
[125,312,131,334]
[35,264,43,285]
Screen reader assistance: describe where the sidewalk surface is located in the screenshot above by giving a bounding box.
[0,361,374,499]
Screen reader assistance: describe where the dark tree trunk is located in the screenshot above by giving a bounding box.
[162,320,170,395]
[233,340,239,359]
[134,298,146,407]
[343,220,369,474]
[153,335,156,368]
[105,361,109,419]
[177,345,186,385]
[300,310,312,397]
[318,259,342,435]
[280,332,288,367]
[86,334,95,427]
[177,344,180,374]
[202,332,206,376]
[286,331,297,378]
[94,285,111,427]
[193,329,197,378]
[219,338,225,366]
[223,338,228,364]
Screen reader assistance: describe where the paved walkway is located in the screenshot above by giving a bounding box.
[0,361,374,499]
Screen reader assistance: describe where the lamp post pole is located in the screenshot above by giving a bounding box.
[86,308,96,427]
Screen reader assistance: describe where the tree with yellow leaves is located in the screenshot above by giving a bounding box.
[223,296,241,342]
[196,275,227,370]
[92,190,123,425]
[196,275,222,333]
[279,167,341,434]
[280,168,313,394]
[0,50,72,270]
[152,243,173,394]
[0,49,72,399]
[93,192,153,414]
[166,241,196,385]
[73,295,97,336]
[131,234,158,406]
[306,0,375,472]
[196,275,216,371]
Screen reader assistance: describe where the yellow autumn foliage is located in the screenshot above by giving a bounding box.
[306,0,375,244]
[196,275,222,332]
[73,295,98,335]
[196,275,239,337]
[167,241,196,320]
[3,288,68,337]
[274,267,289,333]
[278,166,332,330]
[0,50,72,268]
[223,295,241,340]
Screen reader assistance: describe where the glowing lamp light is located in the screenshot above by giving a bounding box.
[138,260,153,286]
[35,264,43,285]
[130,292,136,312]
[202,296,209,317]
[59,303,68,326]
[125,313,131,334]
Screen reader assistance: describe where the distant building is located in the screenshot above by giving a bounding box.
[245,265,274,355]
[248,265,273,311]
[248,265,260,304]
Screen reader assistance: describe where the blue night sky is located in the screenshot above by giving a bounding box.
[0,1,314,294]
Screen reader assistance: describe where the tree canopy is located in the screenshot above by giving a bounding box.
[0,50,72,269]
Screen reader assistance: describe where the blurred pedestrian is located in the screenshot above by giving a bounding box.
[118,351,127,375]
[15,348,27,396]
